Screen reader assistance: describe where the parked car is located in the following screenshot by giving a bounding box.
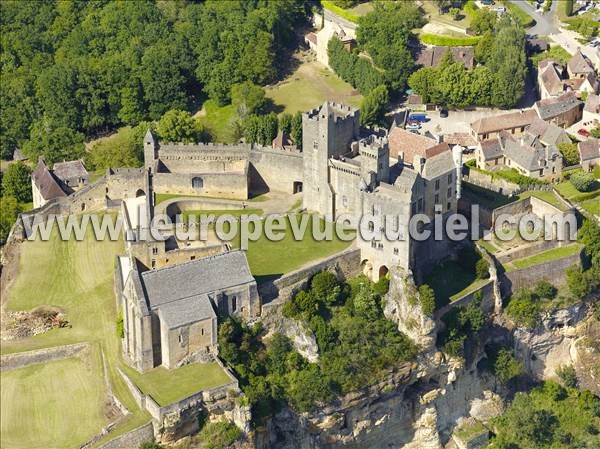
[408,113,429,123]
[406,122,421,130]
[578,128,591,138]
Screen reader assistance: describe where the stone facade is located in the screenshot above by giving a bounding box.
[302,102,463,280]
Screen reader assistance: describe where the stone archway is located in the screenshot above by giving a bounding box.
[377,265,389,282]
[135,189,145,197]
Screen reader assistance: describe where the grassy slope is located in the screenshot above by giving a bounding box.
[197,100,237,144]
[122,363,231,406]
[2,216,151,444]
[1,352,108,449]
[265,60,362,114]
[517,190,568,211]
[508,243,583,270]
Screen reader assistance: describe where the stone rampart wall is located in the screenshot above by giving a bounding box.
[496,239,560,265]
[434,280,495,320]
[153,171,248,200]
[0,342,89,371]
[92,422,154,449]
[249,148,304,194]
[462,169,520,195]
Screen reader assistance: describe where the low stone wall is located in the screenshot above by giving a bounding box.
[462,168,520,195]
[92,422,154,449]
[0,342,88,371]
[434,280,494,320]
[160,197,246,218]
[500,251,582,295]
[259,247,361,305]
[496,239,560,265]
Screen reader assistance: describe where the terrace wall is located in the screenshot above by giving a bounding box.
[462,168,520,195]
[434,280,495,320]
[92,422,154,449]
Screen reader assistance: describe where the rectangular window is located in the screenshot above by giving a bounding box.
[447,201,451,210]
[313,141,318,150]
[393,247,399,255]
[201,328,204,336]
[435,179,440,190]
[435,193,439,204]
[232,296,237,312]
[152,247,158,255]
[447,187,452,198]
[447,173,453,183]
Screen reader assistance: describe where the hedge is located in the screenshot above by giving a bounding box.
[463,0,479,19]
[321,0,359,23]
[419,33,481,46]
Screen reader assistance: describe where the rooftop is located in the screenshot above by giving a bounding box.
[388,126,442,162]
[470,109,538,135]
[535,92,583,120]
[578,139,600,162]
[585,94,600,114]
[52,160,88,182]
[568,50,595,75]
[525,118,568,147]
[31,159,67,201]
[414,46,474,69]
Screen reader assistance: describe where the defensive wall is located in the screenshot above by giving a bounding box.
[91,422,154,449]
[0,342,89,371]
[434,280,495,320]
[462,167,520,195]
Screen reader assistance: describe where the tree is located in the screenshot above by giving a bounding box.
[291,112,302,149]
[475,258,490,279]
[360,85,389,127]
[0,196,22,243]
[2,162,32,203]
[156,109,199,143]
[259,113,278,146]
[533,280,557,299]
[23,121,84,164]
[506,289,540,328]
[471,9,497,35]
[569,171,596,192]
[566,266,593,299]
[408,68,438,104]
[449,7,460,20]
[556,364,578,388]
[278,113,292,135]
[493,348,523,383]
[418,284,436,316]
[231,81,266,118]
[353,286,379,320]
[558,142,579,166]
[474,31,495,65]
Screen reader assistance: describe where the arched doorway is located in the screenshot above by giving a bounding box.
[135,189,145,197]
[192,177,204,189]
[378,265,389,281]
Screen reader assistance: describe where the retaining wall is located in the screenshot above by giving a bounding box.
[462,169,520,195]
[0,342,88,371]
[434,280,495,319]
[92,422,154,449]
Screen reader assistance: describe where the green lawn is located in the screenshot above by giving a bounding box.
[265,60,362,114]
[1,352,108,449]
[507,244,583,271]
[581,197,600,216]
[197,99,237,143]
[2,215,150,444]
[420,0,475,29]
[478,238,499,254]
[182,208,264,222]
[233,214,354,282]
[517,190,568,211]
[555,181,600,203]
[450,278,490,302]
[155,192,266,205]
[122,362,232,406]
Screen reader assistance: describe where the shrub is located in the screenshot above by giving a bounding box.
[558,142,579,166]
[556,364,578,388]
[492,348,523,383]
[566,266,593,299]
[533,280,557,300]
[2,162,32,203]
[197,420,241,449]
[475,258,490,279]
[569,171,596,192]
[506,289,540,328]
[139,443,165,449]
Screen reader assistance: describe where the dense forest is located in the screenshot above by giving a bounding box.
[0,0,308,162]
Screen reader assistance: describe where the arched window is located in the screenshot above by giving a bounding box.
[192,177,204,189]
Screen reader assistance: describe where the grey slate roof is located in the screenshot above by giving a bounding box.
[479,138,503,161]
[499,132,545,171]
[525,118,569,147]
[535,92,583,120]
[585,94,600,114]
[578,139,600,162]
[53,160,88,182]
[140,250,254,310]
[422,150,455,179]
[568,50,595,76]
[157,295,216,329]
[31,159,67,201]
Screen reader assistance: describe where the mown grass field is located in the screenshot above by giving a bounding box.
[122,362,231,406]
[2,215,151,446]
[265,60,362,114]
[1,352,108,449]
[197,99,237,143]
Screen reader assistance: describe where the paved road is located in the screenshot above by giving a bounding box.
[509,0,559,36]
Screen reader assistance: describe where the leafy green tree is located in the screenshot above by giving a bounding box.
[418,284,436,316]
[139,442,165,449]
[506,288,540,328]
[285,364,332,412]
[2,162,32,203]
[569,171,596,192]
[566,266,593,299]
[0,196,22,243]
[259,113,278,146]
[556,364,578,388]
[278,113,292,136]
[35,63,80,130]
[558,143,580,166]
[353,286,379,320]
[291,112,302,149]
[311,271,341,305]
[360,85,389,127]
[23,121,84,164]
[231,81,266,118]
[156,110,199,144]
[493,348,523,383]
[471,9,497,35]
[408,68,438,104]
[474,31,495,65]
[240,31,277,85]
[533,280,557,300]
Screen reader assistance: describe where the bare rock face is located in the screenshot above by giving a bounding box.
[384,269,437,352]
[512,303,590,380]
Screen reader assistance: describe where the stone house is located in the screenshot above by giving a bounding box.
[302,102,463,280]
[537,57,598,99]
[116,250,259,372]
[470,110,538,141]
[534,92,583,128]
[582,94,600,128]
[524,118,571,148]
[567,50,596,79]
[578,139,600,172]
[475,130,563,180]
[537,59,567,99]
[31,158,88,209]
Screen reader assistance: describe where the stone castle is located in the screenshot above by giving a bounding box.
[24,101,463,373]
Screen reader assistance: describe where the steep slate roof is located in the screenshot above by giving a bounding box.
[272,130,296,150]
[470,109,538,135]
[479,138,503,161]
[525,118,569,147]
[443,132,477,148]
[539,61,565,96]
[31,159,67,201]
[568,50,595,76]
[535,92,583,120]
[584,94,600,114]
[388,126,443,162]
[157,295,216,329]
[53,160,88,182]
[415,46,474,69]
[140,250,254,310]
[422,150,455,179]
[578,139,600,162]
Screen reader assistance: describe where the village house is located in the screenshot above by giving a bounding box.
[537,59,567,99]
[524,118,571,148]
[414,45,475,69]
[537,56,599,100]
[567,49,597,79]
[469,109,539,141]
[578,139,600,172]
[534,92,584,128]
[582,94,600,128]
[475,130,563,180]
[31,158,89,209]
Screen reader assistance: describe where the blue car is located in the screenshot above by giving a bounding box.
[408,113,429,123]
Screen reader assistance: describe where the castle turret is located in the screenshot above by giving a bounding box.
[144,129,158,172]
[359,135,389,186]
